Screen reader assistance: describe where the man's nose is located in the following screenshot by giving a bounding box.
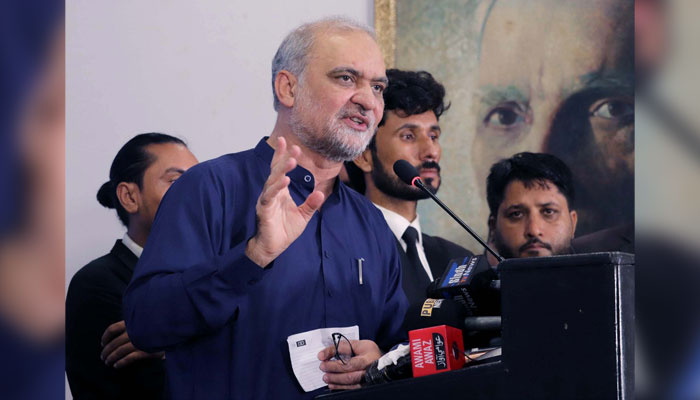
[527,99,557,153]
[351,85,380,113]
[418,134,439,162]
[524,214,544,238]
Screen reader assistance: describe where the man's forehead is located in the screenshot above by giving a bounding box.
[307,31,384,75]
[482,0,626,45]
[146,142,183,156]
[501,179,567,206]
[146,143,194,169]
[478,0,630,97]
[384,109,439,127]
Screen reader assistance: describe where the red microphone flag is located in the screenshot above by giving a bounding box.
[409,325,466,377]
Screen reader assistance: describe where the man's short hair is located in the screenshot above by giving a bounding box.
[486,152,575,218]
[270,16,375,111]
[379,69,450,127]
[369,69,449,152]
[344,69,449,193]
[96,133,186,226]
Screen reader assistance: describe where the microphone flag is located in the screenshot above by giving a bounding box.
[409,325,466,377]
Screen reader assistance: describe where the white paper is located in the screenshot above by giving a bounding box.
[287,325,359,392]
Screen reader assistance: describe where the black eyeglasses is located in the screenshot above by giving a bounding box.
[331,332,356,364]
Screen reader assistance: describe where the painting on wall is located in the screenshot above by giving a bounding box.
[375,0,634,251]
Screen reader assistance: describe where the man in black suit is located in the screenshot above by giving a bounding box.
[346,69,472,304]
[66,133,198,399]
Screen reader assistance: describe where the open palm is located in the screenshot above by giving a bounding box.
[246,137,325,267]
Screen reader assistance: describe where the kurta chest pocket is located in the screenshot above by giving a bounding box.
[347,256,376,297]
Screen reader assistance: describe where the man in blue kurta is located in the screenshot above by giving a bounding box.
[123,17,409,399]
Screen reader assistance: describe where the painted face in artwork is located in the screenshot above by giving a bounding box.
[473,0,633,234]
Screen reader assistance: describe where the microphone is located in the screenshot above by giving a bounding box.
[409,324,466,377]
[403,298,468,333]
[425,255,500,317]
[393,160,503,263]
[361,344,412,386]
[405,295,501,350]
[403,298,478,349]
[363,299,469,386]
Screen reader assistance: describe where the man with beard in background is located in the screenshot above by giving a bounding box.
[484,152,577,266]
[346,69,472,305]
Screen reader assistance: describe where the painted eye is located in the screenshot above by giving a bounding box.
[590,99,633,120]
[483,103,528,128]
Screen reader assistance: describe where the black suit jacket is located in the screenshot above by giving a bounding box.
[396,233,473,305]
[572,223,634,254]
[66,240,165,399]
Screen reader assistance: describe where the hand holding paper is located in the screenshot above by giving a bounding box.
[287,326,359,392]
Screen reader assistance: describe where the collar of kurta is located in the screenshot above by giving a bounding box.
[253,137,343,207]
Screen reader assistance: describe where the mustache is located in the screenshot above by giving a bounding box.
[338,107,375,128]
[518,237,552,253]
[419,161,441,172]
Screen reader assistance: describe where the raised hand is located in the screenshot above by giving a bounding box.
[245,137,325,267]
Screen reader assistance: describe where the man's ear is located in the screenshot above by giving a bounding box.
[569,210,578,238]
[275,70,298,108]
[116,182,140,214]
[352,148,374,173]
[487,215,496,243]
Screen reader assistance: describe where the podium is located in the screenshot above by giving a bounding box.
[317,252,634,400]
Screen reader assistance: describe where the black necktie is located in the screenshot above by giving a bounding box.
[402,226,430,286]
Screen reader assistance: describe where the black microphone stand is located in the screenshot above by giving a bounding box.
[413,179,504,263]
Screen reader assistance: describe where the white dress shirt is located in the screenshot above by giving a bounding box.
[122,232,143,259]
[373,203,434,281]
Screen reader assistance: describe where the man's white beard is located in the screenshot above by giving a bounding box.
[290,88,375,162]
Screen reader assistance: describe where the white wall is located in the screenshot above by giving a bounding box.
[66,0,373,280]
[66,1,373,397]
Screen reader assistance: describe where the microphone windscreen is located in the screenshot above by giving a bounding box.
[402,298,467,333]
[393,160,420,186]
